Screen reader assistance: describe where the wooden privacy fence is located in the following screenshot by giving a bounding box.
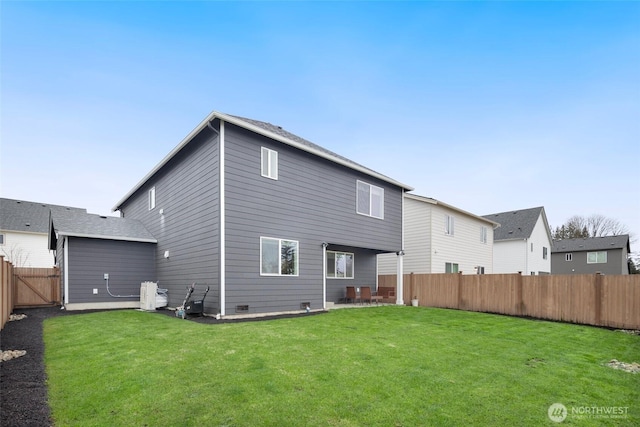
[0,259,61,331]
[1,256,15,330]
[379,273,640,330]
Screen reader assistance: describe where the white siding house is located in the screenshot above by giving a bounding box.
[379,194,498,275]
[0,198,87,268]
[483,206,552,275]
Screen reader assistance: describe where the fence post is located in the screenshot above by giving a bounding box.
[594,272,602,326]
[457,271,463,309]
[409,272,415,302]
[517,272,524,316]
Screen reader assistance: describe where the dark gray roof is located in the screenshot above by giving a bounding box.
[552,235,630,253]
[0,198,86,234]
[114,110,413,211]
[50,210,156,243]
[482,206,545,241]
[228,114,372,174]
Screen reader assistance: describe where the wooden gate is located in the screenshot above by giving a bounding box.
[13,267,61,307]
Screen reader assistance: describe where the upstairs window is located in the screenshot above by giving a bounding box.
[543,247,548,260]
[587,251,607,264]
[445,215,455,236]
[480,226,487,244]
[261,237,298,276]
[148,187,156,210]
[357,180,384,219]
[0,234,4,245]
[326,251,354,279]
[261,147,278,180]
[565,253,573,262]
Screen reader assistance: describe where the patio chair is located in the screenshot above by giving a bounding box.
[345,286,357,304]
[361,286,377,304]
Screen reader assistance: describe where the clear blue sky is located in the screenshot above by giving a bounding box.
[2,1,639,247]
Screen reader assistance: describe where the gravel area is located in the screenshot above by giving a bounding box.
[0,307,73,427]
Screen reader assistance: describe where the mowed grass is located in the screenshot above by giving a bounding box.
[44,306,639,426]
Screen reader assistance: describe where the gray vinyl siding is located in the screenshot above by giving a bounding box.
[119,128,220,309]
[223,124,402,313]
[56,234,65,302]
[67,237,155,304]
[117,121,403,315]
[551,248,628,275]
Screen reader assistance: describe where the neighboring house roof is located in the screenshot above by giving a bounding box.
[482,206,548,241]
[552,235,631,254]
[113,110,413,211]
[406,193,500,228]
[49,210,157,245]
[0,198,87,234]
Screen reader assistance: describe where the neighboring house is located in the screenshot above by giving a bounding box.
[482,206,552,275]
[112,111,412,317]
[48,210,157,310]
[378,193,499,275]
[0,198,86,267]
[551,235,631,275]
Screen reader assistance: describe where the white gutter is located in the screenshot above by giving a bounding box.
[219,120,226,317]
[113,111,413,211]
[57,232,157,244]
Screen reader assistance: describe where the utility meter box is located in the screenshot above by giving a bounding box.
[140,282,158,311]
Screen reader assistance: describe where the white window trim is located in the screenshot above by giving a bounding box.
[445,215,455,236]
[356,180,384,219]
[445,262,459,273]
[0,233,5,245]
[587,251,607,264]
[261,147,278,180]
[148,187,156,210]
[480,226,487,244]
[326,251,355,279]
[260,236,299,276]
[565,253,573,262]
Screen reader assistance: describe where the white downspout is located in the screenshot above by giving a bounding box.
[219,120,226,316]
[396,191,405,305]
[525,238,529,275]
[322,243,328,309]
[396,251,404,305]
[63,236,69,305]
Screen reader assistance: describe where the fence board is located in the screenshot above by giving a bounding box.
[379,272,640,330]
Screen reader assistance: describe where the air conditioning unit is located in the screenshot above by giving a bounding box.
[140,281,158,310]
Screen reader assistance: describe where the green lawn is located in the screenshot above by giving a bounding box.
[44,306,639,426]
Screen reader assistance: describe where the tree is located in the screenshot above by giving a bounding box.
[552,214,638,274]
[551,214,631,240]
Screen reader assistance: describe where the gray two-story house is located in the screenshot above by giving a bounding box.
[551,235,631,275]
[113,111,411,317]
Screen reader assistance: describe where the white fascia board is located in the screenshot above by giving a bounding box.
[58,231,157,244]
[405,193,500,228]
[0,229,48,237]
[113,111,413,211]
